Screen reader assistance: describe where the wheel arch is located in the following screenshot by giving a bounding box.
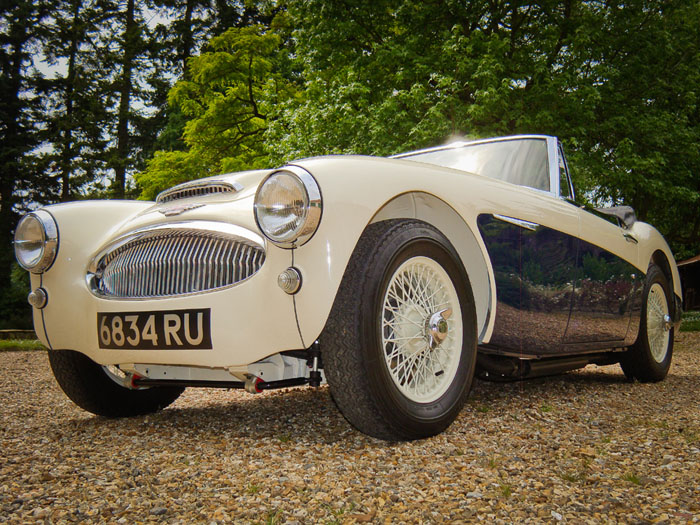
[368,192,493,342]
[650,249,682,320]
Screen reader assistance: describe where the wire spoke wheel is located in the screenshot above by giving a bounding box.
[381,256,462,403]
[620,264,674,383]
[646,282,670,363]
[321,220,477,440]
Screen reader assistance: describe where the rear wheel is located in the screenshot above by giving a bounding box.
[48,350,184,417]
[322,220,477,440]
[620,264,674,382]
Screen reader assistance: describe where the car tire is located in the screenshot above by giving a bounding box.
[48,349,185,417]
[321,220,477,440]
[620,264,674,382]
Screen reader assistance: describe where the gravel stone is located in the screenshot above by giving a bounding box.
[1,333,699,523]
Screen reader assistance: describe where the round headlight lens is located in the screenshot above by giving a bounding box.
[254,167,322,247]
[14,210,59,273]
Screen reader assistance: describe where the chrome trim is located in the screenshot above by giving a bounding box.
[254,165,323,249]
[156,180,243,204]
[427,308,452,350]
[391,134,555,159]
[546,136,559,198]
[14,210,60,274]
[393,134,560,198]
[623,233,639,244]
[493,214,539,231]
[278,267,302,294]
[557,140,576,202]
[87,222,266,299]
[159,203,205,217]
[28,287,48,309]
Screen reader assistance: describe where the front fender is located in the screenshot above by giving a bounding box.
[289,156,496,347]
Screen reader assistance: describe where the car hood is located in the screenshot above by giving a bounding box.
[110,169,274,241]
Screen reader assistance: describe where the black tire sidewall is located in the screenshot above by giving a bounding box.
[49,349,184,417]
[634,265,674,380]
[359,226,476,436]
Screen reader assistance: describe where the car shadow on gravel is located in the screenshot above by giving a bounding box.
[50,386,388,448]
[47,365,696,447]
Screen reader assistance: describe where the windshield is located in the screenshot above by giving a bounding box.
[400,138,550,192]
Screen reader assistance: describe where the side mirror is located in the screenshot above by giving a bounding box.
[593,205,637,229]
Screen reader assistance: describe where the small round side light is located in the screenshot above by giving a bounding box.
[278,267,302,294]
[28,288,48,309]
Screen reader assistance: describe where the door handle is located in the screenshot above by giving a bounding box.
[623,233,638,244]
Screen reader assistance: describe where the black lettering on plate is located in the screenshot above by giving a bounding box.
[97,308,212,350]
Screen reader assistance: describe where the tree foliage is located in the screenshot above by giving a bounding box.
[134,25,294,199]
[264,0,699,258]
[1,0,699,328]
[0,1,49,328]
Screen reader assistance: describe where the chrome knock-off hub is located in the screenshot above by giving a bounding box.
[426,308,452,349]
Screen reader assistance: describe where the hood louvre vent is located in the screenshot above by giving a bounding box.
[156,181,242,204]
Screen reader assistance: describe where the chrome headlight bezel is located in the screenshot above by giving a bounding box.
[254,166,322,248]
[14,210,59,274]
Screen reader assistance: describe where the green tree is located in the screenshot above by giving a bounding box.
[0,1,48,327]
[135,24,293,199]
[566,1,700,258]
[267,0,699,258]
[38,0,112,202]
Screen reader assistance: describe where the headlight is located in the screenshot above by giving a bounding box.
[254,166,322,248]
[14,210,59,273]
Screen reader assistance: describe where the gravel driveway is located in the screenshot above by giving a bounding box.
[2,334,699,524]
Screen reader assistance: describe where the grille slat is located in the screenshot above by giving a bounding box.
[95,228,265,298]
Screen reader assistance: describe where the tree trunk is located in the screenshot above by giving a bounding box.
[181,0,195,76]
[0,33,29,293]
[59,0,83,202]
[111,0,136,199]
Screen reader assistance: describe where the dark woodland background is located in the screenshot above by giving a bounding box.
[1,0,699,327]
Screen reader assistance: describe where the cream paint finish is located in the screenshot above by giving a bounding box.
[36,198,302,368]
[32,154,681,370]
[290,156,583,348]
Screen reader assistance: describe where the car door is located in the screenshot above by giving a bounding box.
[564,207,643,345]
[477,137,580,356]
[558,144,644,346]
[478,205,580,356]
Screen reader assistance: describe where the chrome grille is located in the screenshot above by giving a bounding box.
[90,226,265,298]
[156,181,241,204]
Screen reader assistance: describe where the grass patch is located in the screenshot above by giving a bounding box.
[0,339,45,352]
[622,472,641,485]
[680,311,700,332]
[323,502,355,525]
[559,471,585,483]
[498,483,512,498]
[260,509,282,525]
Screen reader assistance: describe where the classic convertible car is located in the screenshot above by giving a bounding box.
[14,135,682,440]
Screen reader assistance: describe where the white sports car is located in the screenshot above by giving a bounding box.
[14,135,682,440]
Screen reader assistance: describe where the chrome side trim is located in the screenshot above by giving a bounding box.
[493,214,539,231]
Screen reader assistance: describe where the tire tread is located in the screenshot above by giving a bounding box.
[321,220,473,440]
[49,350,184,417]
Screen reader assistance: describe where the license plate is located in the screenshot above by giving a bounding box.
[97,308,212,350]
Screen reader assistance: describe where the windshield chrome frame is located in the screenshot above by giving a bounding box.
[393,134,563,200]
